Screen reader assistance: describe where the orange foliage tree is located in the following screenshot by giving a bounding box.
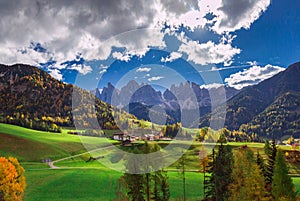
[0,157,26,201]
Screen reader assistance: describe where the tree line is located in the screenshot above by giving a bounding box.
[203,141,297,201]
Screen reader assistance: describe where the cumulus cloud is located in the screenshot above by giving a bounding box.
[136,67,151,72]
[178,33,241,65]
[0,0,167,68]
[211,0,271,34]
[161,52,182,62]
[225,64,285,89]
[112,52,131,62]
[156,0,270,33]
[0,0,271,80]
[148,76,164,81]
[69,64,93,75]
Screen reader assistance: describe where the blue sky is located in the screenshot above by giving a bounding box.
[0,0,299,90]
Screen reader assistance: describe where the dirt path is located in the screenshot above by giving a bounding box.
[46,145,115,169]
[47,161,59,169]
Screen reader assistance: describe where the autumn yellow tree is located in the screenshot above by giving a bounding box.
[0,157,26,201]
[228,147,272,201]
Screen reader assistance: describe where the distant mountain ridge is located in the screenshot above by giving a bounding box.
[199,61,300,138]
[94,80,239,125]
[2,61,299,139]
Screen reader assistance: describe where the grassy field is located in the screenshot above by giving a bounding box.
[24,168,203,201]
[0,123,117,161]
[1,123,300,200]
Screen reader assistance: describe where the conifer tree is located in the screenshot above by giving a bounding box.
[264,140,277,188]
[256,151,265,174]
[214,143,233,201]
[118,142,169,201]
[272,151,296,201]
[203,143,233,201]
[203,149,216,201]
[152,169,170,201]
[123,147,145,201]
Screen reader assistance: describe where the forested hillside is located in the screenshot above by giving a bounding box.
[199,62,300,139]
[0,64,134,131]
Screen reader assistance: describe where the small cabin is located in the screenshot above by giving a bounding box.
[113,132,125,141]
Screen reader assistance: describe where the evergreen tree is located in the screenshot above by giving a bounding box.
[118,142,169,201]
[152,169,170,201]
[142,142,153,201]
[214,143,233,201]
[123,148,146,201]
[264,140,277,189]
[272,151,296,201]
[256,151,265,174]
[203,144,233,201]
[203,149,216,201]
[160,170,170,201]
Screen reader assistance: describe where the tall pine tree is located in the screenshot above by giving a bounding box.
[264,140,277,189]
[152,169,170,201]
[214,143,233,201]
[203,149,216,201]
[203,143,233,201]
[256,151,265,173]
[272,150,296,201]
[123,147,146,201]
[117,143,170,201]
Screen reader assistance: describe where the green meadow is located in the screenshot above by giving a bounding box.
[1,123,300,200]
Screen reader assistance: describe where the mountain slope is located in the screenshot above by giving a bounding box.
[240,92,300,138]
[0,64,133,130]
[199,61,300,137]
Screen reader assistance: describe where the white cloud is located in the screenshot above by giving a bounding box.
[178,33,241,65]
[200,83,225,89]
[48,69,63,81]
[99,69,107,74]
[148,76,164,81]
[0,0,271,78]
[136,67,151,72]
[225,64,285,89]
[212,0,271,34]
[247,61,258,66]
[69,64,93,75]
[98,64,108,74]
[112,52,131,62]
[154,0,270,34]
[0,0,168,68]
[161,52,182,62]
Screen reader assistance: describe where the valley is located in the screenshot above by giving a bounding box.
[2,123,300,200]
